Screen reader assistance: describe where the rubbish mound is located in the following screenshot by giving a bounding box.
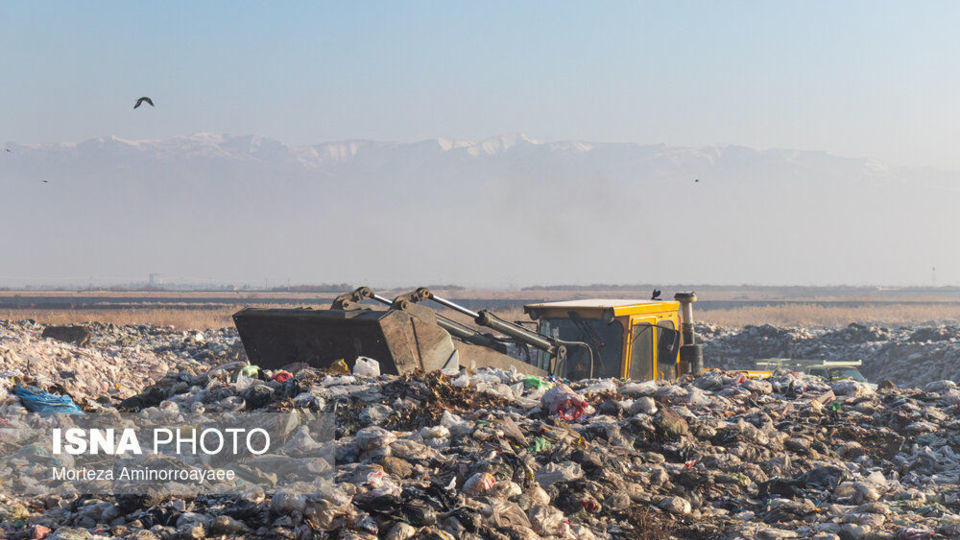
[0,320,241,407]
[701,322,960,388]
[1,321,960,538]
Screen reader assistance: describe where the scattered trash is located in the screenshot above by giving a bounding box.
[0,320,959,538]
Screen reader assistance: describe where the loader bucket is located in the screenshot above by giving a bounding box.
[232,307,459,375]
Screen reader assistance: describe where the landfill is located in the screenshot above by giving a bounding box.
[701,322,960,388]
[1,319,960,538]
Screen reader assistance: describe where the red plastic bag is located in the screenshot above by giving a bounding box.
[541,383,587,421]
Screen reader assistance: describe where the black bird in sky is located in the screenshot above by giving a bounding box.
[134,97,155,109]
[41,180,48,184]
[651,289,662,300]
[694,179,700,183]
[4,149,10,152]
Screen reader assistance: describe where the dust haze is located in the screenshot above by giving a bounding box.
[1,134,956,288]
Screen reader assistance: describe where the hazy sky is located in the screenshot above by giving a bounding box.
[3,1,960,169]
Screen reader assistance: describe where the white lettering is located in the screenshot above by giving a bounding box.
[64,428,88,455]
[153,428,173,453]
[225,428,244,454]
[175,427,197,454]
[199,428,224,455]
[117,428,142,455]
[88,428,113,455]
[247,428,270,455]
[50,467,113,481]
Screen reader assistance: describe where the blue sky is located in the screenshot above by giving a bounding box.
[3,1,960,168]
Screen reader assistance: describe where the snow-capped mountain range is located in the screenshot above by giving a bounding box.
[1,133,957,286]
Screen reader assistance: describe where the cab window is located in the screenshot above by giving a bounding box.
[656,320,679,380]
[539,317,623,379]
[630,323,654,380]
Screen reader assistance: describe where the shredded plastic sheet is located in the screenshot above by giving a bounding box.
[13,385,84,415]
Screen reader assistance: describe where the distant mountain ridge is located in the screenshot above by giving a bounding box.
[3,132,892,172]
[0,133,956,287]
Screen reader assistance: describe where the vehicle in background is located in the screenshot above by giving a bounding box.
[755,358,871,384]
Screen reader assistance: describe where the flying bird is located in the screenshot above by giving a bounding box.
[133,97,154,109]
[4,149,10,152]
[41,180,48,184]
[694,179,700,183]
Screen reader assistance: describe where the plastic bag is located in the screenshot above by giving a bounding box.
[13,385,84,415]
[355,426,397,451]
[524,376,553,390]
[535,461,583,488]
[462,472,496,496]
[528,437,553,454]
[620,380,658,396]
[541,383,587,421]
[486,500,531,530]
[352,357,381,377]
[234,373,255,392]
[528,504,564,536]
[364,469,401,497]
[583,380,617,395]
[419,425,449,439]
[231,364,260,385]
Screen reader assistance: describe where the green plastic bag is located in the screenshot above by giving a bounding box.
[231,364,260,382]
[528,436,554,454]
[523,376,554,390]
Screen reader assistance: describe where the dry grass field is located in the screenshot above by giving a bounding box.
[3,287,960,330]
[4,301,960,330]
[0,308,240,329]
[0,304,331,330]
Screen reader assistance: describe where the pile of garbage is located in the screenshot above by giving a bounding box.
[700,322,960,388]
[2,321,960,538]
[0,320,241,406]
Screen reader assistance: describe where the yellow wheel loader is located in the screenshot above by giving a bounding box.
[233,287,705,381]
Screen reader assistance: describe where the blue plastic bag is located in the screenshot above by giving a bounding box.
[13,385,84,415]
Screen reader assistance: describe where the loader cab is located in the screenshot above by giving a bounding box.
[523,299,683,381]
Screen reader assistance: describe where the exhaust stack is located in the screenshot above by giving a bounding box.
[674,292,704,376]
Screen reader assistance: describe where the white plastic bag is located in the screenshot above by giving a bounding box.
[535,461,583,488]
[352,356,381,377]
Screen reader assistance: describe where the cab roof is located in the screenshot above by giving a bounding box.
[523,298,680,318]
